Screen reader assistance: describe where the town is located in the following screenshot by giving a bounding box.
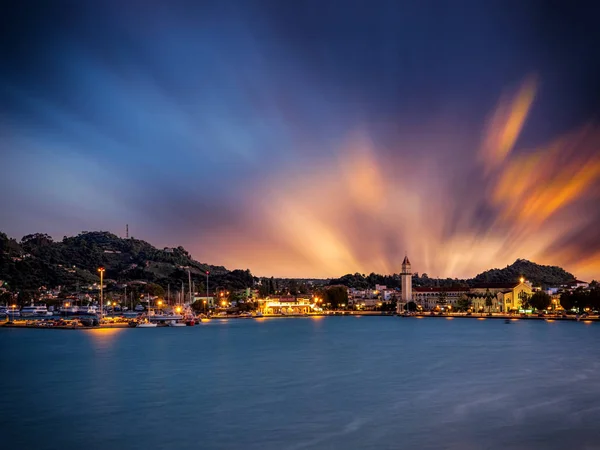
[2,251,598,328]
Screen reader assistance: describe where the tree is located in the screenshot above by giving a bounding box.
[0,291,13,305]
[438,289,447,307]
[529,291,551,311]
[145,283,165,298]
[322,285,348,309]
[484,289,494,313]
[559,291,575,312]
[18,290,35,305]
[406,301,417,312]
[518,291,531,310]
[456,295,471,312]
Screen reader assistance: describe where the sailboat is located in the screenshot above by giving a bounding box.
[137,318,157,328]
[137,293,157,327]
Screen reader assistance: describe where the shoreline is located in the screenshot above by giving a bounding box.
[1,311,597,330]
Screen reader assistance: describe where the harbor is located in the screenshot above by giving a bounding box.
[2,310,598,330]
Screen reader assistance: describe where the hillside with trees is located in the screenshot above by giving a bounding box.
[329,259,580,290]
[0,231,254,295]
[470,259,576,287]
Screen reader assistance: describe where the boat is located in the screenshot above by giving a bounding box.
[137,319,157,328]
[5,306,21,317]
[21,304,52,316]
[134,304,145,312]
[168,320,187,327]
[60,305,80,316]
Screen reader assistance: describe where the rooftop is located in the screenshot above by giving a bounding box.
[472,282,520,289]
[414,287,470,292]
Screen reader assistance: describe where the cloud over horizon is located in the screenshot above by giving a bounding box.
[1,1,600,280]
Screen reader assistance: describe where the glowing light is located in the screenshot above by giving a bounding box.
[520,277,524,283]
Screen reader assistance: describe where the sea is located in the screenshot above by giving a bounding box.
[2,316,600,450]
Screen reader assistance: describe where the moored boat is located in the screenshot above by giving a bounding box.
[21,304,52,316]
[137,319,157,328]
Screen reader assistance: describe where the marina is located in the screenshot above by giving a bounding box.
[2,310,598,330]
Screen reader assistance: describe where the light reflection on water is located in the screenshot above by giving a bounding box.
[1,317,600,450]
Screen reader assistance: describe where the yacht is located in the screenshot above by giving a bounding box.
[137,319,157,328]
[5,306,21,316]
[60,305,80,315]
[21,304,52,316]
[167,320,186,327]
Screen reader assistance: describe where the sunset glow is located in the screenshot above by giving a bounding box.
[1,2,599,281]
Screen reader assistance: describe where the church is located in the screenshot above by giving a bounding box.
[396,256,533,313]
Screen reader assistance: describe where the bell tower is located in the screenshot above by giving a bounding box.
[398,255,412,313]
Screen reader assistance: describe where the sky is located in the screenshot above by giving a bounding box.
[1,1,600,280]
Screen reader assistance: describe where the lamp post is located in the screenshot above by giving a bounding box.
[206,271,209,306]
[97,267,105,319]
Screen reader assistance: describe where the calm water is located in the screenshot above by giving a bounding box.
[2,317,600,449]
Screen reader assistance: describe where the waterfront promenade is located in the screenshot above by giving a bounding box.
[1,310,598,330]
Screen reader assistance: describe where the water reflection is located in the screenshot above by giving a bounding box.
[85,327,124,350]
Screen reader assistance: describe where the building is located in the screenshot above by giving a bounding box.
[469,280,532,313]
[258,296,313,315]
[193,295,215,307]
[397,255,412,313]
[413,287,471,310]
[391,257,535,313]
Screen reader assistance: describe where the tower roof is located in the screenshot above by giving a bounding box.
[402,255,411,265]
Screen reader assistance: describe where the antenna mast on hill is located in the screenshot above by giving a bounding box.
[126,224,129,239]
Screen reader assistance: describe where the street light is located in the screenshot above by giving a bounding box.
[97,267,105,318]
[206,271,209,306]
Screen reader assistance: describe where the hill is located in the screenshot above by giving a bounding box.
[470,258,577,287]
[328,259,579,290]
[0,231,254,293]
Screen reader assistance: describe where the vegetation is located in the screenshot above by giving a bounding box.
[528,291,551,311]
[484,289,494,314]
[518,291,531,310]
[0,231,254,300]
[330,259,577,291]
[320,285,348,309]
[455,296,471,312]
[471,259,575,288]
[559,288,600,313]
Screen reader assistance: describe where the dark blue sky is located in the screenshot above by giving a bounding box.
[1,1,600,278]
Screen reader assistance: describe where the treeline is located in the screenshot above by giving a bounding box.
[329,259,580,290]
[473,259,576,287]
[560,287,600,312]
[328,272,468,289]
[0,231,254,295]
